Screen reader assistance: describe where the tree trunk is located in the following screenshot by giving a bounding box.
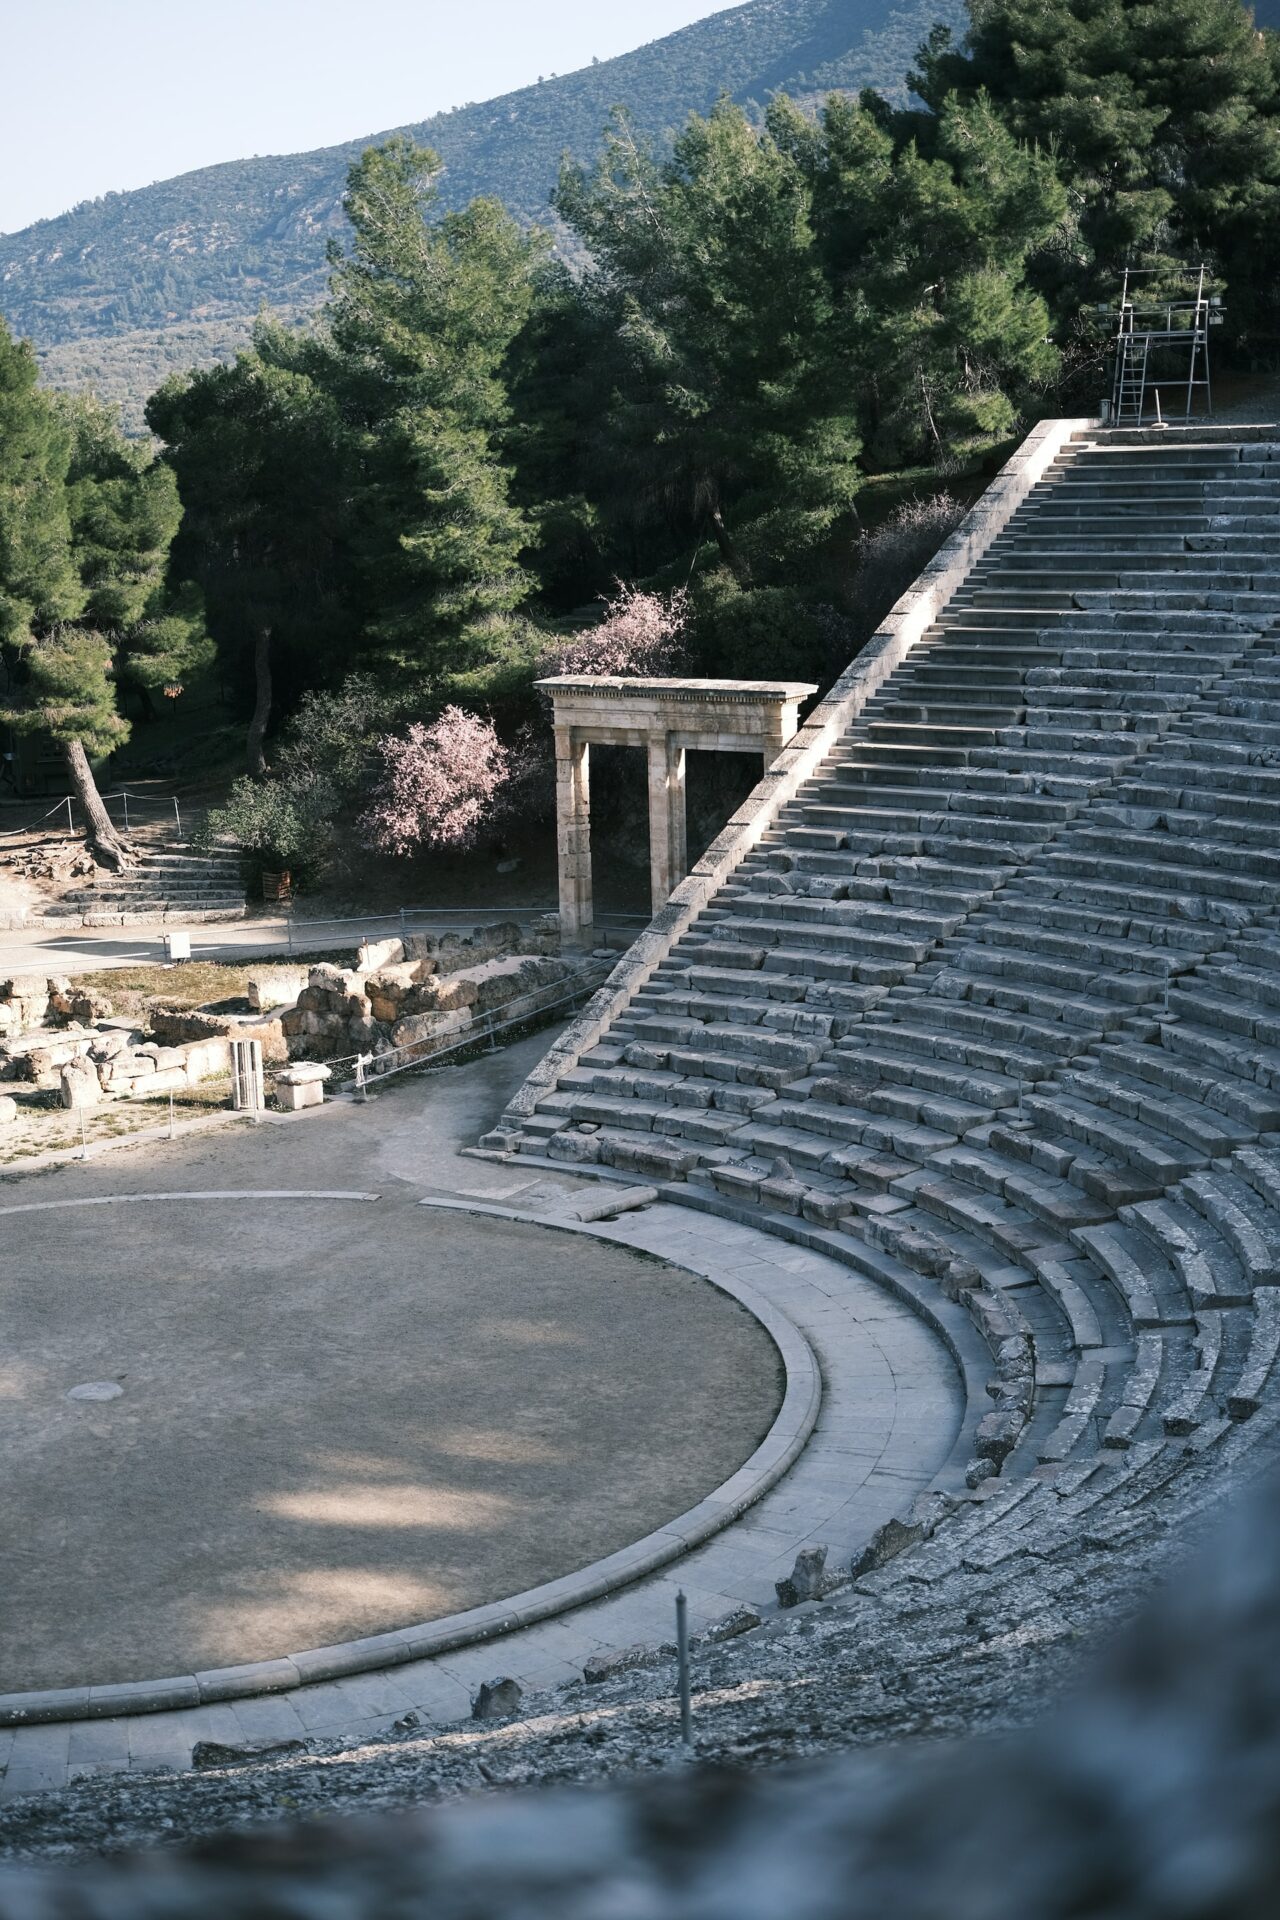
[62,737,131,870]
[709,507,750,585]
[246,625,273,779]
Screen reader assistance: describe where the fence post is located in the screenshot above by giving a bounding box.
[122,791,130,833]
[675,1591,693,1746]
[64,795,74,835]
[173,796,182,841]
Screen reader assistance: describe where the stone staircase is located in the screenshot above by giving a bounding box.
[495,421,1280,1567]
[37,832,246,926]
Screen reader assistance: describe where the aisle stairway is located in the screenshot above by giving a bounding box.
[36,830,246,926]
[499,422,1280,1554]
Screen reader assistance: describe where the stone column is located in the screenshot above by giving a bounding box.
[647,732,687,916]
[763,699,802,768]
[555,728,593,948]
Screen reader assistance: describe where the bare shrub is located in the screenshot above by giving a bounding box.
[849,493,966,650]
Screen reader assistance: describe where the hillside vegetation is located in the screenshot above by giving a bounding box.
[1,0,965,411]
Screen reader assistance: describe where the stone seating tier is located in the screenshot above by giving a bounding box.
[504,424,1280,1564]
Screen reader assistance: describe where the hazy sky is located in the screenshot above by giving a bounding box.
[0,0,743,234]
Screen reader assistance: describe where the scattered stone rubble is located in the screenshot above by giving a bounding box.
[276,919,579,1065]
[0,974,237,1112]
[0,921,589,1132]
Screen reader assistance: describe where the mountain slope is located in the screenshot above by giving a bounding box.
[0,0,962,359]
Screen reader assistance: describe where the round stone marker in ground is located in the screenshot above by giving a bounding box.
[2,1198,784,1694]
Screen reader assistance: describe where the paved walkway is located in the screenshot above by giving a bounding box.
[0,912,553,977]
[0,1032,963,1801]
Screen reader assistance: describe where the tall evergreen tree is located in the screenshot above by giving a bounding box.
[912,0,1280,341]
[2,386,209,865]
[148,324,349,776]
[319,136,544,676]
[556,101,864,583]
[775,89,1066,464]
[1,324,202,866]
[0,324,81,653]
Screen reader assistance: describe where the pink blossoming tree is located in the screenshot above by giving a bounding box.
[541,584,689,680]
[363,705,510,858]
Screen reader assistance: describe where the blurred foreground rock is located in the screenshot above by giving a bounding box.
[3,1470,1279,1917]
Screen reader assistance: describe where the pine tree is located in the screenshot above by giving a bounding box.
[319,136,545,676]
[912,0,1280,341]
[148,324,348,776]
[779,89,1066,464]
[555,101,864,582]
[0,322,130,863]
[0,322,81,650]
[4,390,210,866]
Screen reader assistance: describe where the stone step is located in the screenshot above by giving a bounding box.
[1119,1197,1254,1311]
[1022,1091,1208,1185]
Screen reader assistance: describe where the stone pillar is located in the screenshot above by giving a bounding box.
[763,699,802,768]
[647,733,687,916]
[555,729,593,948]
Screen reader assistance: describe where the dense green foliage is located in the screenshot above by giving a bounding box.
[0,330,81,652]
[321,141,543,671]
[0,318,208,853]
[914,0,1280,352]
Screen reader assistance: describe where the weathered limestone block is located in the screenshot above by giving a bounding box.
[237,1015,288,1066]
[776,1545,836,1609]
[89,1030,133,1064]
[299,965,364,1015]
[0,972,51,1035]
[147,1005,234,1046]
[139,1066,192,1097]
[0,1093,17,1127]
[276,1061,330,1111]
[355,936,404,974]
[60,1058,100,1109]
[69,988,114,1024]
[139,1044,189,1071]
[366,964,420,1023]
[428,974,480,1013]
[471,1677,523,1722]
[181,1037,233,1084]
[247,970,307,1012]
[391,1008,473,1056]
[11,1033,94,1086]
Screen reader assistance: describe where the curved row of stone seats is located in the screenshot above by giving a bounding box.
[519,425,1280,1569]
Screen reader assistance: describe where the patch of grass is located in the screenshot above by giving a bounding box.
[0,1075,234,1166]
[76,958,349,1019]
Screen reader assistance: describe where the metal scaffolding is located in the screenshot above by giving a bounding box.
[1104,265,1222,426]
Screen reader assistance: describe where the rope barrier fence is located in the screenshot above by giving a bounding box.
[324,965,615,1098]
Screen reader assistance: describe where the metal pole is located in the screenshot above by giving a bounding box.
[65,795,74,835]
[122,791,129,833]
[675,1590,693,1747]
[173,796,182,840]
